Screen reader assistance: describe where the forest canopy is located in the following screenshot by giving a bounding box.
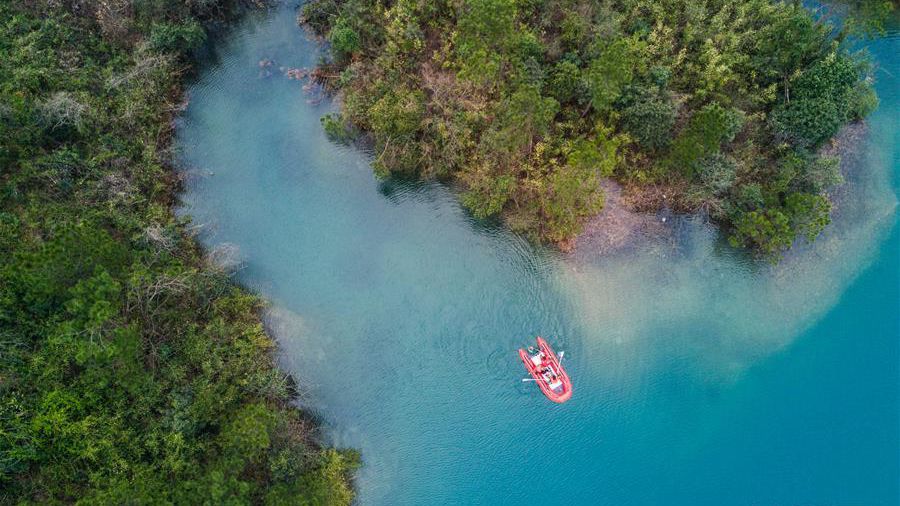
[302,0,884,257]
[0,1,357,503]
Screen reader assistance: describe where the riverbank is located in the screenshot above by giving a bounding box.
[567,115,874,261]
[172,3,900,501]
[301,0,877,259]
[0,2,356,502]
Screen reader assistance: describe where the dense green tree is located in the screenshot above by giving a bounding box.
[456,0,519,84]
[583,37,646,114]
[667,102,744,176]
[329,17,362,61]
[838,0,897,35]
[547,59,588,105]
[493,84,559,155]
[618,89,676,151]
[771,52,869,147]
[303,0,876,255]
[148,21,207,54]
[0,2,358,503]
[730,207,795,256]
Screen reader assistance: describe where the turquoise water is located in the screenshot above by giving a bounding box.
[176,5,899,505]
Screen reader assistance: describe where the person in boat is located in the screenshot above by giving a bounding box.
[549,374,561,389]
[540,353,551,368]
[528,346,545,368]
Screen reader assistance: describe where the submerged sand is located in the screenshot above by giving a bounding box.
[570,179,675,260]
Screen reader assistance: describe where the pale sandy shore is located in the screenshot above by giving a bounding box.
[569,179,674,260]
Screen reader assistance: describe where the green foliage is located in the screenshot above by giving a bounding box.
[506,126,625,242]
[461,168,516,219]
[694,153,738,196]
[752,3,829,87]
[729,207,794,256]
[841,0,897,36]
[547,60,587,104]
[302,0,875,256]
[149,21,207,54]
[584,37,646,113]
[667,102,744,176]
[367,86,426,174]
[773,150,844,195]
[566,124,624,178]
[786,192,831,242]
[321,113,355,143]
[329,17,362,61]
[492,84,559,155]
[618,89,676,151]
[0,2,356,503]
[368,87,426,140]
[455,0,519,84]
[385,0,426,56]
[300,0,340,36]
[772,52,869,147]
[728,192,831,258]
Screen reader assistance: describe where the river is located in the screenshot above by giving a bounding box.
[176,4,899,504]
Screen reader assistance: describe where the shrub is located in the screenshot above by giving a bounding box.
[729,207,794,257]
[148,21,206,54]
[328,18,361,61]
[771,52,868,147]
[695,153,737,196]
[667,102,744,176]
[583,37,646,113]
[619,93,676,151]
[546,60,586,104]
[321,113,354,143]
[786,192,831,242]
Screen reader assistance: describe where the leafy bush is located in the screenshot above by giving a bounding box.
[321,113,355,143]
[667,102,744,176]
[786,192,831,242]
[729,208,794,256]
[771,52,864,147]
[148,21,206,54]
[328,17,361,61]
[695,153,738,196]
[546,60,587,104]
[301,0,875,256]
[583,37,646,113]
[619,92,676,151]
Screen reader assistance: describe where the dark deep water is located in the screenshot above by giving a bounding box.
[177,5,900,504]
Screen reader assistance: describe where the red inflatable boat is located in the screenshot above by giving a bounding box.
[519,337,572,403]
